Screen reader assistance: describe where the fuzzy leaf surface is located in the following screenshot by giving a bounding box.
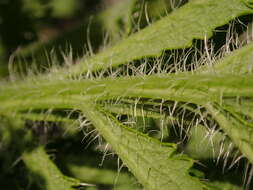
[1,73,253,112]
[69,0,253,75]
[206,104,253,164]
[198,42,253,74]
[80,104,213,190]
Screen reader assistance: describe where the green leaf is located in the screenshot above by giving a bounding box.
[67,165,140,190]
[185,125,233,160]
[128,0,183,33]
[98,0,134,40]
[79,104,213,190]
[206,104,253,164]
[22,147,82,190]
[198,42,253,74]
[1,73,253,112]
[210,181,243,190]
[69,0,253,75]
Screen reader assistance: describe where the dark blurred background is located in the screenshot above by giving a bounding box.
[0,0,102,56]
[0,0,110,77]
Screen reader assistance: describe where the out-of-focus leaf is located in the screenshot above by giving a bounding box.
[185,125,232,160]
[50,0,80,18]
[22,147,82,190]
[67,164,141,190]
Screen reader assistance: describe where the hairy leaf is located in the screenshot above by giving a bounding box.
[1,73,253,112]
[198,42,253,74]
[206,104,253,164]
[69,0,253,75]
[80,104,213,190]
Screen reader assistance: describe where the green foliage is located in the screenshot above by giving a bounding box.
[81,104,213,190]
[1,0,253,190]
[69,0,253,75]
[22,147,81,190]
